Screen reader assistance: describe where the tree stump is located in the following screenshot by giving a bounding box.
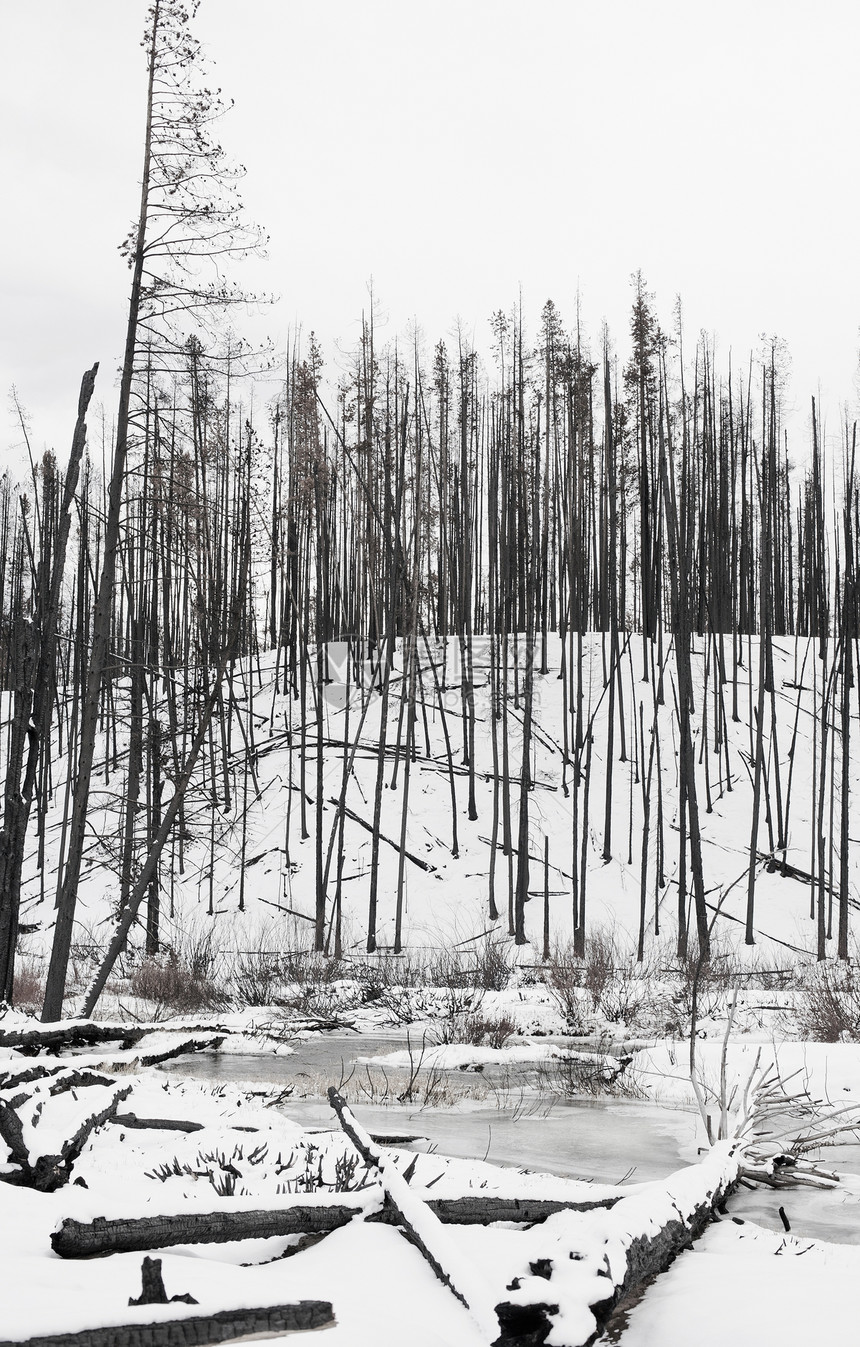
[129,1257,197,1307]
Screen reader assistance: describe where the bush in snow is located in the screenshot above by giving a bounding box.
[434,1011,517,1049]
[794,958,860,1041]
[129,948,226,1012]
[11,957,44,1013]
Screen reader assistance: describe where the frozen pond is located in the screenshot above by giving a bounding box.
[161,1033,860,1242]
[160,1032,700,1185]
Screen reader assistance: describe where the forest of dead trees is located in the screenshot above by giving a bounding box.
[1,2,858,1021]
[1,287,858,1018]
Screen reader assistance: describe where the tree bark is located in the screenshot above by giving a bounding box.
[42,8,160,1020]
[52,1191,621,1259]
[0,365,98,1004]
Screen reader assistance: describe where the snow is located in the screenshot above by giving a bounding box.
[328,1096,500,1340]
[2,1033,860,1346]
[617,1221,860,1347]
[635,1039,860,1119]
[14,634,858,980]
[358,1040,624,1072]
[0,1054,723,1345]
[5,634,860,1339]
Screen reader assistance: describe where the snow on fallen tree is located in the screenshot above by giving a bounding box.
[95,1032,226,1073]
[487,1050,860,1346]
[0,1300,335,1347]
[50,1086,740,1342]
[0,1035,225,1088]
[52,1191,379,1257]
[0,1017,231,1056]
[51,1188,622,1258]
[322,1086,746,1347]
[0,1073,132,1192]
[327,1085,499,1340]
[492,1140,741,1346]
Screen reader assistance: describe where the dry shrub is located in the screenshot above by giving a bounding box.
[357,953,426,991]
[281,950,345,986]
[176,923,225,986]
[651,936,736,1036]
[131,925,227,1014]
[281,981,346,1020]
[536,1048,641,1099]
[231,927,289,1006]
[547,930,633,1029]
[597,947,655,1025]
[12,958,44,1012]
[427,947,473,990]
[354,954,426,1017]
[130,953,225,1014]
[794,961,860,1041]
[472,938,512,991]
[232,948,282,1006]
[547,928,659,1030]
[274,947,353,1019]
[582,928,618,1009]
[546,942,589,1031]
[457,1012,517,1048]
[426,939,511,993]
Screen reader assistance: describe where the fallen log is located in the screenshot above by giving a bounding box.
[103,1034,225,1071]
[1,1064,122,1094]
[1,1080,132,1192]
[492,1140,740,1347]
[51,1190,621,1257]
[328,1086,496,1339]
[2,1035,227,1079]
[111,1114,205,1133]
[330,799,437,872]
[262,1011,356,1033]
[52,1197,374,1257]
[0,1301,334,1347]
[0,1019,231,1056]
[108,1118,262,1136]
[0,1062,71,1091]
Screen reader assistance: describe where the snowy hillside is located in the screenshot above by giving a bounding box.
[13,630,857,1011]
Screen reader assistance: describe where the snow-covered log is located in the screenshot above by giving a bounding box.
[0,1301,334,1347]
[101,1033,225,1071]
[110,1113,205,1133]
[493,1141,740,1346]
[51,1195,376,1256]
[0,1019,230,1056]
[1,1078,132,1192]
[328,1086,498,1339]
[51,1189,620,1258]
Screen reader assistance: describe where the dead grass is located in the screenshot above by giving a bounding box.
[12,957,44,1013]
[434,1011,517,1049]
[130,955,224,1014]
[231,942,284,1006]
[793,960,860,1041]
[535,1048,643,1099]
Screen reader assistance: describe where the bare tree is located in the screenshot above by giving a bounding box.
[42,0,265,1019]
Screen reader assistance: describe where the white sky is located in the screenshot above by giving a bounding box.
[1,0,859,466]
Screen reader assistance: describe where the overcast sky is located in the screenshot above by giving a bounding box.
[1,0,858,465]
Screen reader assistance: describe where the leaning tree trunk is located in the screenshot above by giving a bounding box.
[42,11,160,1021]
[0,365,98,1004]
[80,531,251,1017]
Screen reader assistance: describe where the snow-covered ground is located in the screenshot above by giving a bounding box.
[12,632,857,987]
[3,1014,860,1345]
[4,632,860,1341]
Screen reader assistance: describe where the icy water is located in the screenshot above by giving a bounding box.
[161,1033,860,1242]
[160,1032,700,1185]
